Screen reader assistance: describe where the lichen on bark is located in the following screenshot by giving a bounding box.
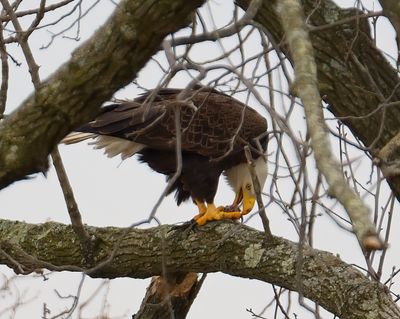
[0,219,397,318]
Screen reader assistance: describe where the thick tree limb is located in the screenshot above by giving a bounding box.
[0,0,204,189]
[0,219,398,319]
[236,0,400,199]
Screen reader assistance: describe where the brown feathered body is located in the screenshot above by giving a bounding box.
[65,87,268,205]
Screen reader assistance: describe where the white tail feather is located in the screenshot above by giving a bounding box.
[62,132,145,160]
[90,136,145,159]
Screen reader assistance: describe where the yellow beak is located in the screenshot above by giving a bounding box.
[231,188,243,209]
[241,186,256,215]
[231,186,256,215]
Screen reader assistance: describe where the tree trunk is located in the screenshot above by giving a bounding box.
[134,273,200,319]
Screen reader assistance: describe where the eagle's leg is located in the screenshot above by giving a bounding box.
[240,184,256,216]
[194,203,242,226]
[193,199,207,218]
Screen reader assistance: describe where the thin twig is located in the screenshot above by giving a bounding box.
[167,0,262,47]
[0,0,75,22]
[244,146,273,241]
[0,21,8,117]
[376,194,395,279]
[308,10,383,32]
[1,0,41,88]
[51,148,92,247]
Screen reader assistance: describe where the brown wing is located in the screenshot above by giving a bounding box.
[78,87,268,158]
[177,90,268,157]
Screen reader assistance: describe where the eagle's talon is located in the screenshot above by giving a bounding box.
[194,202,243,225]
[186,220,199,234]
[223,205,240,212]
[170,220,198,235]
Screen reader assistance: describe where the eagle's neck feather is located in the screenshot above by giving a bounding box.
[224,157,267,191]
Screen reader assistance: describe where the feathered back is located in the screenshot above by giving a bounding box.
[74,87,268,159]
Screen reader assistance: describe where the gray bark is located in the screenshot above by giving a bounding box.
[0,220,398,319]
[134,273,200,319]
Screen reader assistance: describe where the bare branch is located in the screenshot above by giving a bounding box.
[0,22,8,117]
[0,0,41,88]
[276,0,382,250]
[51,147,92,251]
[0,0,75,22]
[244,145,273,241]
[168,0,262,47]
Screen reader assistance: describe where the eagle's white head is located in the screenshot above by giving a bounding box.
[224,156,268,214]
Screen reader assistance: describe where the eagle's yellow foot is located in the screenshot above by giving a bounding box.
[194,203,242,226]
[194,199,207,216]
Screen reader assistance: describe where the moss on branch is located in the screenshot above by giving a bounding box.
[0,219,398,319]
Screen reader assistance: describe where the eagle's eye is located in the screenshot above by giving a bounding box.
[245,183,251,191]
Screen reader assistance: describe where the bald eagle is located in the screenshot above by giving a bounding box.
[63,87,268,225]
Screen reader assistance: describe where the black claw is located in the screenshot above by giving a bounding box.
[169,219,198,236]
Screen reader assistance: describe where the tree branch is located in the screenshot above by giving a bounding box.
[235,0,400,202]
[0,219,398,319]
[0,0,204,190]
[276,0,381,250]
[51,147,92,250]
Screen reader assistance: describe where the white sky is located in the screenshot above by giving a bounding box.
[1,1,399,318]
